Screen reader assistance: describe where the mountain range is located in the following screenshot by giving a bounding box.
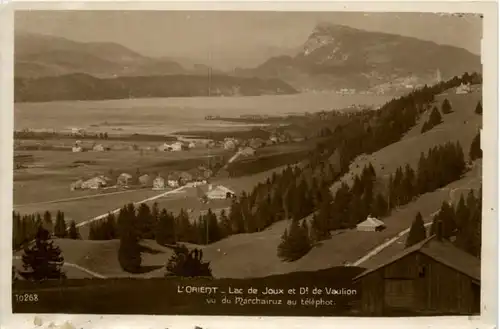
[235,23,482,91]
[14,24,482,101]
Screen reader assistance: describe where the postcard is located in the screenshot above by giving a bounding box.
[1,2,497,329]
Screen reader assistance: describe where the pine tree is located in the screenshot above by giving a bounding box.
[42,211,53,235]
[402,164,416,204]
[165,245,212,277]
[68,220,80,239]
[277,219,312,262]
[434,201,456,239]
[311,200,332,242]
[475,101,482,115]
[117,204,142,273]
[104,212,117,239]
[371,193,388,218]
[136,203,155,239]
[441,98,453,114]
[176,208,193,242]
[155,209,176,246]
[429,106,443,126]
[469,131,482,161]
[54,211,67,238]
[19,226,66,281]
[88,222,98,240]
[218,209,232,238]
[421,120,430,133]
[206,209,221,243]
[406,212,427,248]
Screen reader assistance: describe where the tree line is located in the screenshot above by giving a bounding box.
[12,210,80,250]
[406,188,482,258]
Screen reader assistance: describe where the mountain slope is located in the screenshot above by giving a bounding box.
[236,23,482,92]
[15,32,198,78]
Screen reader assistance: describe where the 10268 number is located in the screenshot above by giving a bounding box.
[14,293,39,302]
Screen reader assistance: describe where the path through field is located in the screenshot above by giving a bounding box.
[73,185,188,229]
[350,183,478,267]
[12,255,107,279]
[14,187,159,207]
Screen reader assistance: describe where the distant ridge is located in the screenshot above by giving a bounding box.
[14,73,298,102]
[234,23,482,92]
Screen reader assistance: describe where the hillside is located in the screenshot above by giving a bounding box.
[329,86,482,196]
[14,73,298,102]
[14,32,298,101]
[15,32,189,78]
[236,23,482,92]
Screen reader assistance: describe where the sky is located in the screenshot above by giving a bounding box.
[15,11,483,70]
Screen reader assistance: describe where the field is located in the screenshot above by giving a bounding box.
[14,146,229,204]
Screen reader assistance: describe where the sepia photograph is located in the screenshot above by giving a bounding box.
[8,8,490,319]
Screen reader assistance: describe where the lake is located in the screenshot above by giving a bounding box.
[15,93,391,135]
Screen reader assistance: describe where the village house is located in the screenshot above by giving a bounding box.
[224,139,236,150]
[167,173,180,188]
[92,144,105,152]
[356,215,386,232]
[152,175,166,190]
[138,174,152,187]
[117,173,133,187]
[249,138,265,149]
[179,171,193,185]
[353,236,480,316]
[170,141,183,152]
[71,128,86,137]
[205,184,236,200]
[72,140,83,153]
[239,146,256,157]
[70,179,84,191]
[157,143,170,152]
[81,176,108,190]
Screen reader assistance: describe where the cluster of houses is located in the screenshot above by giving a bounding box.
[70,165,215,192]
[71,141,110,153]
[157,141,196,152]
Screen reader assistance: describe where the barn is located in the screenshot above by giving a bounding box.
[356,215,386,232]
[117,173,133,187]
[352,235,480,316]
[206,185,236,200]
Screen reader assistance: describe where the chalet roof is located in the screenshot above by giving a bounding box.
[420,239,480,282]
[353,235,480,282]
[207,185,235,195]
[357,216,385,228]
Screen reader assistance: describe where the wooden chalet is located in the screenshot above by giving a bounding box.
[352,235,480,316]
